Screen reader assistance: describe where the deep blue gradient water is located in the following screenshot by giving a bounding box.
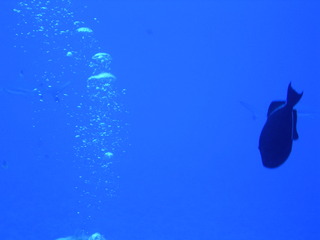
[0,1,319,240]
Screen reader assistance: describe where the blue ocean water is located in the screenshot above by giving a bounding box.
[0,1,319,239]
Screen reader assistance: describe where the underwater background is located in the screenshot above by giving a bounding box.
[0,0,319,239]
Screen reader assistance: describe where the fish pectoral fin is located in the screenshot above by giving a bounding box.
[267,101,285,117]
[293,109,299,140]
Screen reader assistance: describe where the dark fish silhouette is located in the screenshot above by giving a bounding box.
[259,83,303,168]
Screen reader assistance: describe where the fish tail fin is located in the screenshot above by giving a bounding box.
[287,82,303,107]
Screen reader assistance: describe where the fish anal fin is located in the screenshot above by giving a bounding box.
[293,109,299,140]
[267,101,285,117]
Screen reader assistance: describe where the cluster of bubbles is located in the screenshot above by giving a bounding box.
[74,52,124,198]
[13,0,73,39]
[14,0,73,80]
[13,0,100,91]
[14,0,125,200]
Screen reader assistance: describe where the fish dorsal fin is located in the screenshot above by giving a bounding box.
[267,101,286,117]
